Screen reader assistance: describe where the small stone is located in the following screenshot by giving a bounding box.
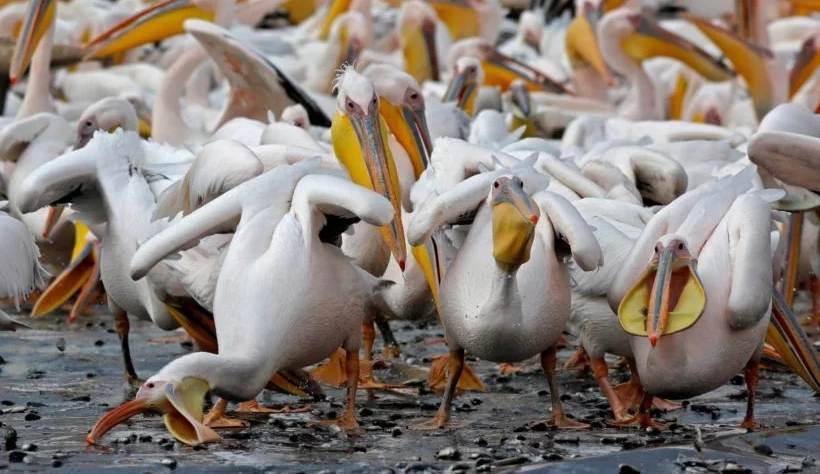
[391,428,402,437]
[730,375,744,385]
[24,412,40,422]
[436,446,460,461]
[621,436,646,450]
[8,451,25,463]
[71,395,91,402]
[353,445,366,453]
[474,437,488,447]
[446,463,470,473]
[52,460,62,468]
[754,443,774,456]
[94,340,104,347]
[139,434,153,442]
[55,338,66,352]
[543,453,563,461]
[1,425,17,450]
[358,408,373,417]
[619,464,641,474]
[160,458,177,469]
[21,443,36,452]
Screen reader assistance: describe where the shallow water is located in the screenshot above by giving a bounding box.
[0,302,817,473]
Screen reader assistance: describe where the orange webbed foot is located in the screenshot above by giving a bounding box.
[429,356,487,396]
[311,348,349,387]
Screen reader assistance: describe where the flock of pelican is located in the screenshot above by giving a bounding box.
[0,0,818,448]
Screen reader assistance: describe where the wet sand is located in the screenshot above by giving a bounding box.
[0,303,817,473]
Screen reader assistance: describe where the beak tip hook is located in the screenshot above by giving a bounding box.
[649,334,658,347]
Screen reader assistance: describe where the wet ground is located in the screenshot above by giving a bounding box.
[0,301,818,473]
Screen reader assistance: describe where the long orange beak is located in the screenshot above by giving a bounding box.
[87,397,154,444]
[647,246,675,347]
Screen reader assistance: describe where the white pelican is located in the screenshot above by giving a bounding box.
[597,8,735,120]
[0,208,48,331]
[86,160,394,445]
[609,169,816,428]
[407,163,603,429]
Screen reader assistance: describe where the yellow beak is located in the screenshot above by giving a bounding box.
[768,287,820,392]
[621,14,735,83]
[401,18,439,84]
[84,0,214,60]
[378,99,431,181]
[618,247,706,345]
[684,13,776,119]
[490,177,540,269]
[442,68,478,116]
[789,38,820,98]
[318,0,352,41]
[426,0,479,42]
[482,50,572,94]
[87,377,219,446]
[565,13,614,86]
[331,109,407,270]
[10,0,56,85]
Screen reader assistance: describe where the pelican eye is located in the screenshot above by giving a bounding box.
[493,181,499,188]
[146,382,155,389]
[655,243,661,253]
[409,92,419,100]
[678,242,684,251]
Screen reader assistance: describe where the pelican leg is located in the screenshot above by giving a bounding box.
[608,393,667,429]
[357,321,406,394]
[204,398,248,428]
[614,358,681,412]
[530,346,588,429]
[411,348,464,430]
[113,306,141,388]
[589,357,630,422]
[498,363,525,375]
[810,276,819,328]
[563,346,589,374]
[740,359,760,431]
[236,399,312,414]
[320,349,360,432]
[374,314,401,358]
[783,211,803,307]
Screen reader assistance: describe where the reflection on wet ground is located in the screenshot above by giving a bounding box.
[0,305,817,473]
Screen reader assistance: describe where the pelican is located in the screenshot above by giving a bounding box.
[597,8,735,120]
[609,169,816,428]
[0,208,48,331]
[407,161,603,429]
[86,159,393,445]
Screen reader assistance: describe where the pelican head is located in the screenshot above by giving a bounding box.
[683,13,780,120]
[75,98,139,149]
[330,10,371,74]
[364,63,432,180]
[398,0,439,83]
[564,3,613,85]
[490,175,540,270]
[599,9,734,83]
[10,0,56,84]
[442,55,483,116]
[448,37,569,94]
[789,33,820,99]
[87,375,218,446]
[83,0,218,59]
[281,104,310,130]
[518,10,543,49]
[331,66,406,269]
[619,234,706,348]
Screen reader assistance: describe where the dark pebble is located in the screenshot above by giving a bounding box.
[528,421,556,432]
[418,400,438,411]
[52,460,63,468]
[2,425,17,449]
[353,445,367,453]
[474,438,488,447]
[471,398,482,405]
[0,401,12,406]
[358,408,373,417]
[618,463,640,474]
[8,451,25,463]
[754,443,773,456]
[543,453,563,461]
[86,373,95,378]
[436,446,460,461]
[139,435,152,442]
[621,437,646,450]
[389,413,403,421]
[71,395,91,402]
[391,428,402,437]
[730,375,744,385]
[160,457,177,469]
[21,443,36,452]
[55,338,66,352]
[24,412,40,421]
[94,340,105,346]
